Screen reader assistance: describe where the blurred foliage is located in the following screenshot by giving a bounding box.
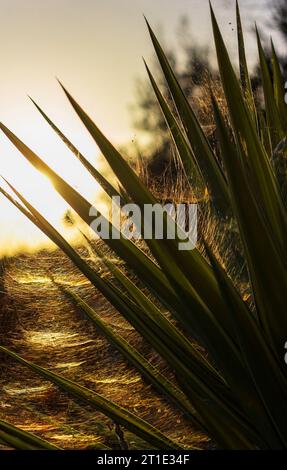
[273,0,287,43]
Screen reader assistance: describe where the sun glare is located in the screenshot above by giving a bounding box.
[0,119,110,256]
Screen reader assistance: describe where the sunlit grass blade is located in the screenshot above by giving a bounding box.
[236,1,257,127]
[256,28,284,149]
[145,19,230,216]
[0,418,61,450]
[29,96,126,202]
[57,80,158,207]
[0,346,182,450]
[143,60,205,197]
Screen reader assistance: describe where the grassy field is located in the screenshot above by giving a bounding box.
[0,249,209,450]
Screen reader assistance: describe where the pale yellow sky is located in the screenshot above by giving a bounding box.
[0,0,279,255]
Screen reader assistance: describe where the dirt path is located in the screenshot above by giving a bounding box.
[0,250,209,450]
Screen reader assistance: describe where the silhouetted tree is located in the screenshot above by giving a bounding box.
[273,0,287,41]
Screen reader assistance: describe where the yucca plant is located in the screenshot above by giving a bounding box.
[1,2,287,449]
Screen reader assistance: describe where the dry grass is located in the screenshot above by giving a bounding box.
[0,248,210,450]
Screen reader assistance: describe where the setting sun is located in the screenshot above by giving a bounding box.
[0,114,109,255]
